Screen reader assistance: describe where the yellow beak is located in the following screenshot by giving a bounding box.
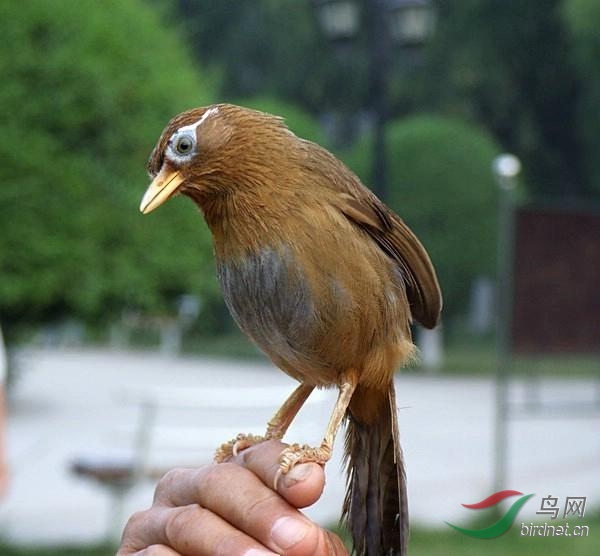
[139,167,185,214]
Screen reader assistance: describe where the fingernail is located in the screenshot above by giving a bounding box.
[283,463,312,488]
[271,516,309,550]
[243,549,277,556]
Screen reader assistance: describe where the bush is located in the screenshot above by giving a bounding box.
[0,0,218,327]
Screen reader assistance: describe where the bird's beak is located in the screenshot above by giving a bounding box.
[139,167,185,214]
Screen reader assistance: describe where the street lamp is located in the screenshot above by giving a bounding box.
[493,153,521,190]
[388,0,436,46]
[491,153,521,494]
[313,0,436,201]
[314,0,360,42]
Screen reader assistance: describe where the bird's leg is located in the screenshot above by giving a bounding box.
[278,369,359,476]
[265,382,315,439]
[214,382,314,463]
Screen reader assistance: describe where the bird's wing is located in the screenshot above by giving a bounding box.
[337,189,442,329]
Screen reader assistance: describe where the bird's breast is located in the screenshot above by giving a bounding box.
[216,236,413,387]
[217,245,324,381]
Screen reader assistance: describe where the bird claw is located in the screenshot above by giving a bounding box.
[214,433,267,463]
[274,443,332,490]
[278,442,332,475]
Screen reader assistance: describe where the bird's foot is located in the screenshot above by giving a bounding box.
[279,442,332,474]
[214,433,267,463]
[273,442,332,490]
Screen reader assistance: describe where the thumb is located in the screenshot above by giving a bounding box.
[276,461,326,509]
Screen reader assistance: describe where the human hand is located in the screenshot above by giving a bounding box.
[117,440,348,555]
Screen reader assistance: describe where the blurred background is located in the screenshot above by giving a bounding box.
[0,0,598,554]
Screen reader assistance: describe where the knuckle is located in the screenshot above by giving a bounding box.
[195,461,236,492]
[207,461,236,478]
[238,492,280,533]
[123,508,151,535]
[156,467,184,491]
[164,504,204,546]
[153,467,187,503]
[118,508,155,554]
[245,490,278,517]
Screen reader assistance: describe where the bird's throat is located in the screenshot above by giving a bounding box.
[198,187,298,260]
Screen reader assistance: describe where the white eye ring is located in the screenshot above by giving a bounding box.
[166,107,220,162]
[167,132,197,161]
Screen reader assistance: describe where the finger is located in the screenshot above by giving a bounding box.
[231,440,326,509]
[119,504,277,556]
[131,545,181,556]
[153,463,321,555]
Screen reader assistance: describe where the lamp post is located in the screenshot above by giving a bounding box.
[314,0,361,41]
[314,0,436,201]
[388,0,436,46]
[492,153,521,494]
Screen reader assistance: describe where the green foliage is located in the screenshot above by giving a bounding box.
[180,0,598,200]
[417,0,585,199]
[343,116,502,317]
[178,0,357,114]
[0,0,218,325]
[5,0,599,334]
[563,0,600,195]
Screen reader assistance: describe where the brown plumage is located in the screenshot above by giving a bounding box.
[140,104,442,555]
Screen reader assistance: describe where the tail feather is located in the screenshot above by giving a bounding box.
[342,383,408,555]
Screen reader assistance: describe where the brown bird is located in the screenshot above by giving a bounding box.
[140,104,441,555]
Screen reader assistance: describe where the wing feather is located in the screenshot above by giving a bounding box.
[338,190,442,329]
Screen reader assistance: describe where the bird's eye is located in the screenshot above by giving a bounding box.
[175,134,194,155]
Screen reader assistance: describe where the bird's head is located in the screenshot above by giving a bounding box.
[140,103,294,214]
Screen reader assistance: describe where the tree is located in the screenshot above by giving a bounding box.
[416,0,587,199]
[176,0,366,115]
[563,0,600,195]
[0,0,217,329]
[178,0,600,200]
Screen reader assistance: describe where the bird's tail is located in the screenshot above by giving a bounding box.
[342,383,408,556]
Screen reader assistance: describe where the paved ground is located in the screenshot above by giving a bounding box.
[1,347,599,546]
